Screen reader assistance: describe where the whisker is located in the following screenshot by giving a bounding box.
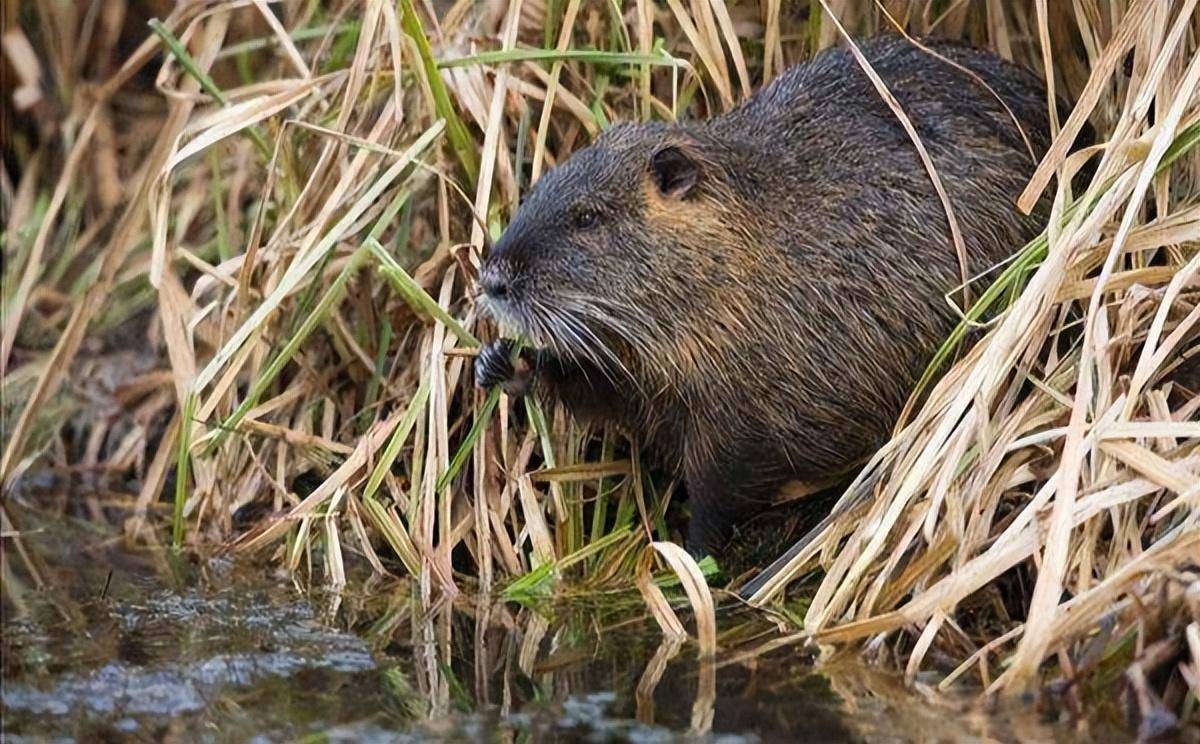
[530,297,635,392]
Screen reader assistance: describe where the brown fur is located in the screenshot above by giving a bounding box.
[476,36,1059,555]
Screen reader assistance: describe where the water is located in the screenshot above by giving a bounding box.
[1,510,1106,742]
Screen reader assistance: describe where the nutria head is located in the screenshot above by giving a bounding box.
[478,122,756,379]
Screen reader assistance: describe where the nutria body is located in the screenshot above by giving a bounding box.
[476,36,1055,555]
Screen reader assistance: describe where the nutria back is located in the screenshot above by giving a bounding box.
[477,35,1056,554]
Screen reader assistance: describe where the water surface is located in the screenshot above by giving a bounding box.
[2,509,1104,742]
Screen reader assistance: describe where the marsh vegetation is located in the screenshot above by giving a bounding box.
[2,0,1198,738]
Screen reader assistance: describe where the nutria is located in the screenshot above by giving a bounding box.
[476,35,1057,556]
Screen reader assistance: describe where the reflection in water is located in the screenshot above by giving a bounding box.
[2,509,1098,742]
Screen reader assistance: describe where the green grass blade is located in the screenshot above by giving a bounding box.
[435,387,500,492]
[217,22,356,59]
[148,19,229,104]
[364,376,432,500]
[361,496,422,575]
[438,48,685,70]
[503,526,632,601]
[398,0,479,183]
[172,393,197,549]
[148,19,272,160]
[202,246,372,454]
[369,238,479,346]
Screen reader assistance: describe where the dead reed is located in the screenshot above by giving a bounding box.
[2,0,1197,726]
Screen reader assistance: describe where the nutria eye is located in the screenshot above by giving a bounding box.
[573,209,598,229]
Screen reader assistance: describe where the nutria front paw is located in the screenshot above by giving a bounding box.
[475,339,532,396]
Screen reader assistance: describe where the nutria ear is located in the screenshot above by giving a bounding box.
[649,145,700,199]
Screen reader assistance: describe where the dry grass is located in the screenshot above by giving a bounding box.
[2,0,1198,728]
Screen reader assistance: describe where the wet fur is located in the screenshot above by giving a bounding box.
[479,36,1056,554]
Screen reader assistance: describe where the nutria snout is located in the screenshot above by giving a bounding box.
[477,35,1058,556]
